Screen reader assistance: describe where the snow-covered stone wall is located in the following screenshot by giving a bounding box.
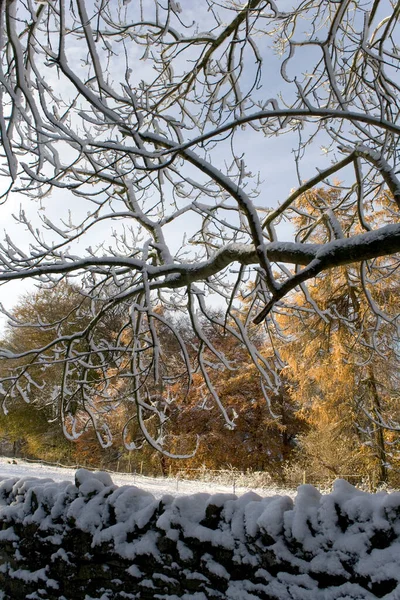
[0,470,398,599]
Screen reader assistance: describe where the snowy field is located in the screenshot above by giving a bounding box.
[0,456,296,498]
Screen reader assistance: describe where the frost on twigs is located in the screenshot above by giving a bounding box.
[0,0,398,449]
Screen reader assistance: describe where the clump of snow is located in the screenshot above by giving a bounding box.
[75,468,113,490]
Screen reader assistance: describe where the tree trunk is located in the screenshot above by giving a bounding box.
[368,364,388,485]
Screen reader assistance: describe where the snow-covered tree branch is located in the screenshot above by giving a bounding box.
[0,0,398,451]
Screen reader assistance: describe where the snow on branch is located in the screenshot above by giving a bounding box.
[0,0,398,450]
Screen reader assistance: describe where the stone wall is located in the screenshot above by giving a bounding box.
[0,470,398,599]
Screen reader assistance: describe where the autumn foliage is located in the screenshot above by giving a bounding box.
[0,189,398,488]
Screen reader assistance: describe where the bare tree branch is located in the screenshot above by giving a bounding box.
[0,0,398,451]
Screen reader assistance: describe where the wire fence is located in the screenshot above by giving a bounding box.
[0,455,373,494]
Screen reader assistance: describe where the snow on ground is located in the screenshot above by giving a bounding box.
[0,457,296,498]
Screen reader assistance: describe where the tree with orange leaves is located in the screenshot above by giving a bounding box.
[151,313,305,479]
[274,188,400,486]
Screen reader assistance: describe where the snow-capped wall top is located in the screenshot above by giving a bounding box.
[0,471,399,599]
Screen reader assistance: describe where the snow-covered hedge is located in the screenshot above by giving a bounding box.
[0,470,398,599]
